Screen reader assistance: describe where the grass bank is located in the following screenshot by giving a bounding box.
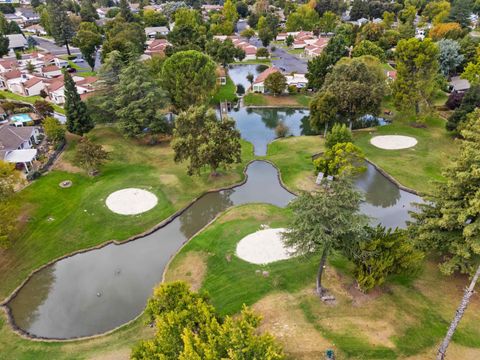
[244,93,311,107]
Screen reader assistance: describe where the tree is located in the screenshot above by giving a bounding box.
[352,227,423,292]
[102,17,146,62]
[323,56,387,128]
[132,282,285,359]
[34,99,54,117]
[115,61,171,138]
[409,109,480,275]
[309,90,338,136]
[79,0,98,22]
[0,160,19,249]
[206,39,245,66]
[172,106,241,176]
[72,22,102,71]
[246,72,254,89]
[382,11,395,29]
[314,142,366,177]
[257,16,273,47]
[285,34,294,47]
[74,137,108,174]
[449,0,474,27]
[393,38,439,115]
[264,71,286,95]
[240,28,255,41]
[285,3,320,32]
[119,0,134,22]
[143,9,167,26]
[446,84,480,131]
[0,34,9,58]
[423,0,450,24]
[282,177,369,296]
[325,123,353,148]
[223,0,238,24]
[437,264,480,360]
[429,22,463,41]
[0,160,18,201]
[236,1,249,18]
[352,40,386,62]
[350,0,369,20]
[437,39,464,77]
[47,0,75,55]
[162,50,217,111]
[256,47,269,58]
[43,116,65,144]
[318,11,338,33]
[64,71,94,136]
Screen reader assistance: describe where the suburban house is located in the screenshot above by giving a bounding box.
[21,76,45,96]
[253,67,308,93]
[46,75,98,105]
[145,26,169,38]
[144,39,171,57]
[0,69,23,91]
[15,7,39,25]
[0,124,40,173]
[6,34,28,52]
[214,35,258,61]
[304,37,330,58]
[39,65,62,78]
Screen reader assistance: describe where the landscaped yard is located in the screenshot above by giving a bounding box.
[211,76,237,104]
[0,90,65,114]
[244,93,312,107]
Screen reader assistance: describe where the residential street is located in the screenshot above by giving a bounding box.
[32,36,80,56]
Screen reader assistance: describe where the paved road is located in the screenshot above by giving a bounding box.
[32,36,80,56]
[249,37,308,74]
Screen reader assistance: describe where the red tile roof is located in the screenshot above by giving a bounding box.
[2,69,22,80]
[254,67,280,84]
[23,76,43,88]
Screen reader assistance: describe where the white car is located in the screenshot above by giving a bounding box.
[72,58,84,63]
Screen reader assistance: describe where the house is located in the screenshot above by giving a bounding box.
[145,26,169,38]
[252,67,280,93]
[6,34,28,51]
[15,7,39,25]
[216,67,227,85]
[4,13,23,25]
[46,75,98,104]
[39,65,62,78]
[145,39,170,57]
[0,59,19,73]
[21,76,45,96]
[0,124,39,173]
[449,76,470,93]
[0,69,22,91]
[285,73,308,89]
[304,37,329,58]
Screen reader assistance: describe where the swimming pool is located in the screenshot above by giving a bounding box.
[11,113,33,126]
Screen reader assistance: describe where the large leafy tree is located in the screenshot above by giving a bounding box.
[393,38,439,115]
[423,0,451,24]
[322,56,387,128]
[352,40,386,62]
[285,2,320,32]
[283,177,369,296]
[162,50,216,111]
[74,137,108,175]
[313,142,366,177]
[309,90,338,135]
[47,0,75,55]
[410,109,480,275]
[102,17,146,62]
[72,22,102,71]
[132,282,285,359]
[79,0,98,22]
[264,72,287,95]
[119,0,134,22]
[449,0,474,27]
[205,39,245,66]
[64,71,94,136]
[437,39,464,77]
[172,105,242,176]
[115,61,170,138]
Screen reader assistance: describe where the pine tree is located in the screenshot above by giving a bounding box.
[47,0,75,55]
[119,0,134,22]
[0,34,8,58]
[64,71,94,135]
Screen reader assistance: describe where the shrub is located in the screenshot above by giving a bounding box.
[13,107,32,114]
[270,45,276,52]
[446,91,464,110]
[43,117,65,144]
[256,47,270,58]
[288,84,297,94]
[325,123,353,149]
[256,64,268,72]
[26,170,41,181]
[236,84,245,95]
[314,142,366,177]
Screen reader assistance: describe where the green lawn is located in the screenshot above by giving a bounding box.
[0,90,65,114]
[243,93,312,107]
[233,58,275,65]
[164,204,480,360]
[211,76,237,104]
[354,115,455,194]
[67,60,97,78]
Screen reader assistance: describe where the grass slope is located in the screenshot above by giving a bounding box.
[244,93,311,107]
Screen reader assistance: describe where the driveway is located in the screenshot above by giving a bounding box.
[32,36,80,56]
[249,37,308,74]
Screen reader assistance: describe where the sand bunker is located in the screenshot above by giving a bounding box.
[106,188,158,215]
[370,135,417,150]
[236,228,295,265]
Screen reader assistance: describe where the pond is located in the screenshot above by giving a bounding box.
[228,64,262,91]
[229,107,312,156]
[5,159,422,340]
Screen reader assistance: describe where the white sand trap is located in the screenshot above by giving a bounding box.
[106,188,158,215]
[370,135,417,150]
[236,228,295,265]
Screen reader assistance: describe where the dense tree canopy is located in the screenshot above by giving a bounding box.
[64,71,94,136]
[162,50,217,111]
[410,110,480,275]
[437,39,464,76]
[47,0,75,55]
[264,72,287,95]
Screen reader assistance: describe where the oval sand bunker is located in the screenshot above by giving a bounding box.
[236,228,295,265]
[370,135,417,150]
[106,188,158,215]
